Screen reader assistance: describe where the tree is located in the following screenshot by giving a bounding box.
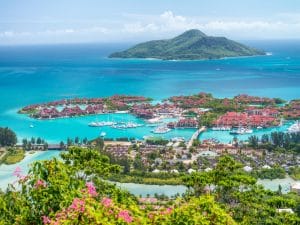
[0,127,17,147]
[82,137,88,145]
[22,138,28,148]
[261,134,269,144]
[94,137,104,151]
[248,135,259,149]
[67,138,73,146]
[36,137,42,144]
[31,137,36,144]
[74,136,79,145]
[183,171,213,196]
[60,141,65,149]
[133,154,144,170]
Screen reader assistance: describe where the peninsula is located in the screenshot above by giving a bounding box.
[109,29,265,60]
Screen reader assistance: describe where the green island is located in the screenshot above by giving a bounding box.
[109,29,265,60]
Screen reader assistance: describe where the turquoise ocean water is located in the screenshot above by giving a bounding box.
[1,40,300,193]
[0,40,299,143]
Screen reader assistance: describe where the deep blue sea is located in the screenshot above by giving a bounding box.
[0,40,299,142]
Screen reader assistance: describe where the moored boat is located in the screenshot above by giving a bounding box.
[230,127,253,135]
[287,121,300,133]
[151,126,171,134]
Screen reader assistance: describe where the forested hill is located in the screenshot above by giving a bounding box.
[109,29,265,60]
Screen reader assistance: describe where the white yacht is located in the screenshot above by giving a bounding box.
[230,127,253,135]
[88,121,116,127]
[111,122,143,129]
[211,126,231,131]
[288,121,300,133]
[151,126,171,134]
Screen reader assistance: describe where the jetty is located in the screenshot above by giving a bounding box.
[187,126,206,149]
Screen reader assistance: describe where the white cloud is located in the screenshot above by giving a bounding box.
[120,11,300,39]
[1,10,300,44]
[123,22,158,33]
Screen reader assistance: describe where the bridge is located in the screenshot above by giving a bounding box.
[187,126,206,149]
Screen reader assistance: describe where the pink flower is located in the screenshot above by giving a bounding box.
[161,207,172,215]
[101,197,113,208]
[41,215,51,224]
[86,182,98,197]
[13,166,22,177]
[35,179,47,188]
[149,197,157,203]
[118,210,133,223]
[70,198,85,213]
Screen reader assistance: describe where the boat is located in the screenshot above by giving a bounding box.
[100,132,106,137]
[151,126,171,134]
[257,126,263,129]
[230,127,253,135]
[245,128,253,134]
[211,126,231,131]
[287,121,300,133]
[111,122,143,129]
[115,110,129,114]
[88,121,116,127]
[171,137,185,142]
[29,124,34,128]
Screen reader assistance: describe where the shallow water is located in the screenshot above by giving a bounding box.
[0,41,299,143]
[199,120,294,143]
[0,150,61,190]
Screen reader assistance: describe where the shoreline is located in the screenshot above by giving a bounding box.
[107,52,268,62]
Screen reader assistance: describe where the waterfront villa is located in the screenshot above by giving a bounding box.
[213,111,279,128]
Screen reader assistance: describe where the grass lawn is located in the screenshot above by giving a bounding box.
[4,149,25,165]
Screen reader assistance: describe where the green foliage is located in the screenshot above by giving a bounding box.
[289,166,300,180]
[0,127,17,147]
[2,149,25,165]
[182,156,300,225]
[145,138,169,146]
[0,147,237,225]
[110,29,264,60]
[152,196,237,225]
[109,171,183,185]
[249,132,300,153]
[252,166,286,180]
[199,112,220,127]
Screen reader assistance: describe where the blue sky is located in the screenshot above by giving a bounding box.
[1,0,300,44]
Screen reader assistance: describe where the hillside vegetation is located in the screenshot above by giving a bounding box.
[109,29,265,60]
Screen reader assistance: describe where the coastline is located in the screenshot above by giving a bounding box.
[107,52,268,62]
[0,150,61,190]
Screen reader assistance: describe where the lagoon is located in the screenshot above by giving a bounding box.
[199,120,294,143]
[0,41,300,143]
[0,150,61,190]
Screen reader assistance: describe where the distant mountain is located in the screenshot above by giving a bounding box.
[109,29,265,60]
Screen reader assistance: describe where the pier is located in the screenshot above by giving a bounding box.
[187,126,206,149]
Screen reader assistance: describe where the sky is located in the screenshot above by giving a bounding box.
[0,0,300,45]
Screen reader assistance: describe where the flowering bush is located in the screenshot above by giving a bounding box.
[1,147,278,225]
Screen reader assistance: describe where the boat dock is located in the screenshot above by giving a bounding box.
[187,126,206,149]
